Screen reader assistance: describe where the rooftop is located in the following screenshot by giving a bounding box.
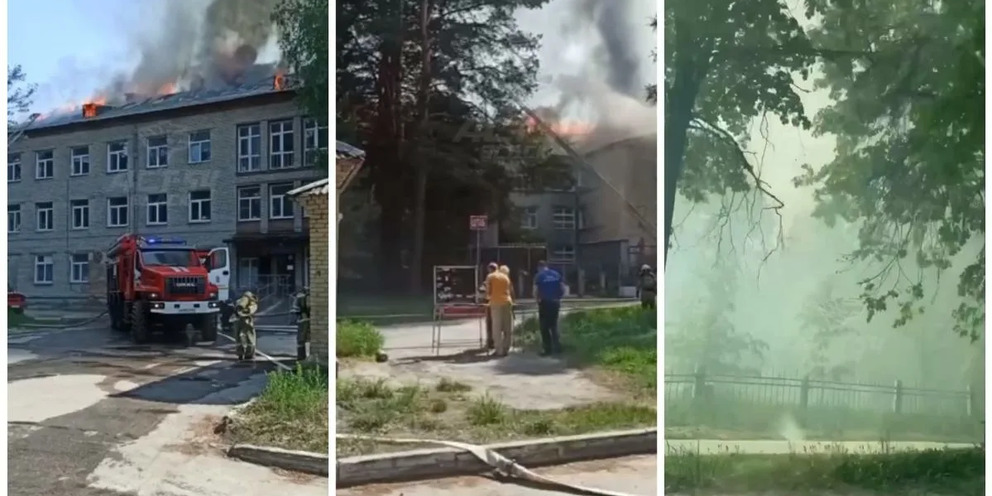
[19,64,293,133]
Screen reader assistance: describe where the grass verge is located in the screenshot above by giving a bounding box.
[228,364,329,454]
[514,305,657,393]
[336,376,656,457]
[8,308,33,329]
[665,444,984,494]
[336,320,385,359]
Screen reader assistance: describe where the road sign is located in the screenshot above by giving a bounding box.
[469,215,488,231]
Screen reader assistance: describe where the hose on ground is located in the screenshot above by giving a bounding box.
[337,433,642,496]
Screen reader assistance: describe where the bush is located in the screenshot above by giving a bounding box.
[337,320,384,358]
[230,363,329,453]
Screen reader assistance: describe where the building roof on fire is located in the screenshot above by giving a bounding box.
[20,64,293,133]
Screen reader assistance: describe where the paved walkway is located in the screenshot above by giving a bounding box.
[8,320,326,496]
[337,455,657,496]
[340,317,621,410]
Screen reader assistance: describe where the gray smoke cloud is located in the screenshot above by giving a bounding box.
[575,0,644,98]
[98,0,281,104]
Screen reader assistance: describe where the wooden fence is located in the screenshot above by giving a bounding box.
[664,370,979,419]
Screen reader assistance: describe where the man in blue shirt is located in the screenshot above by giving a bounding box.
[532,260,565,356]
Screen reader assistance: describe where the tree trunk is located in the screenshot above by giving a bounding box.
[408,0,433,294]
[372,31,405,290]
[663,33,707,268]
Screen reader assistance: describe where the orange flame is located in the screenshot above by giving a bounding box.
[525,115,593,138]
[157,82,177,95]
[273,70,285,91]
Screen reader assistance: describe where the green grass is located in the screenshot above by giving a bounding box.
[664,395,983,444]
[227,364,329,453]
[665,444,984,494]
[336,320,385,358]
[515,306,657,393]
[335,376,656,457]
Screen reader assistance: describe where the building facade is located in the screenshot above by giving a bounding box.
[7,81,327,302]
[495,134,658,296]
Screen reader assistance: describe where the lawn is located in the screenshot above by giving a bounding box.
[514,305,657,394]
[665,444,984,494]
[336,376,656,457]
[227,364,329,454]
[336,306,658,457]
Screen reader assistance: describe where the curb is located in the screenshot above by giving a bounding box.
[336,427,657,488]
[228,444,329,476]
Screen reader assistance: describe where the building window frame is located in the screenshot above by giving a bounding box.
[35,201,54,231]
[237,123,262,172]
[551,245,576,263]
[188,130,212,164]
[522,206,538,230]
[35,150,55,180]
[70,253,89,284]
[8,153,21,182]
[552,206,576,230]
[8,204,21,233]
[70,199,90,230]
[34,255,54,285]
[237,186,262,221]
[269,182,295,219]
[303,118,328,166]
[147,193,168,225]
[188,190,212,223]
[107,141,129,173]
[147,135,169,168]
[71,146,91,176]
[107,196,130,227]
[269,119,295,169]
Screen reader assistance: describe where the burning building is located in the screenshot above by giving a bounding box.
[7,64,328,302]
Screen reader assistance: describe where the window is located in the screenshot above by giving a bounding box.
[303,118,328,166]
[108,141,129,173]
[71,199,90,229]
[237,124,261,172]
[238,186,261,221]
[34,255,54,284]
[147,193,168,225]
[8,153,21,182]
[147,136,168,168]
[269,120,295,169]
[70,254,89,284]
[522,206,538,230]
[107,197,129,227]
[189,130,212,163]
[189,190,211,223]
[552,206,576,230]
[35,202,54,231]
[8,204,21,233]
[71,146,90,176]
[551,245,576,262]
[269,183,294,219]
[35,150,54,179]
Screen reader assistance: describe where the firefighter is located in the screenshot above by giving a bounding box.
[293,287,311,361]
[235,291,259,361]
[636,264,657,310]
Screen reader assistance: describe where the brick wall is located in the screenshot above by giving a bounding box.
[300,193,329,364]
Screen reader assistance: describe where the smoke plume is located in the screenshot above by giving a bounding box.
[98,0,282,104]
[575,0,644,99]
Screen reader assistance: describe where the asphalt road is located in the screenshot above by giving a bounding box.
[336,455,658,496]
[7,319,327,496]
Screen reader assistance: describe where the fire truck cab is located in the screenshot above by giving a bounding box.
[105,234,227,344]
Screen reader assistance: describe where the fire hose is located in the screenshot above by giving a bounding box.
[336,433,645,496]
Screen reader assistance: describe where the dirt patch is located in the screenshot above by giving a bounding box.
[162,414,226,456]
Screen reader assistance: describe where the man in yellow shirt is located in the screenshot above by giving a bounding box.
[485,263,513,357]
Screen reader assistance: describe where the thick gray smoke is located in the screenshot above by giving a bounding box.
[100,0,281,103]
[575,0,644,98]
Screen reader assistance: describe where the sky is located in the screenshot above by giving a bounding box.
[8,0,148,113]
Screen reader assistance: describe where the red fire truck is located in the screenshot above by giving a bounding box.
[105,234,227,344]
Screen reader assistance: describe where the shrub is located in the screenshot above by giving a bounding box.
[337,320,384,358]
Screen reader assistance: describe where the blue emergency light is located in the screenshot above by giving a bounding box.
[141,236,187,246]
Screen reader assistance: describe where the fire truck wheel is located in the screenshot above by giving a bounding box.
[200,314,218,342]
[130,300,151,344]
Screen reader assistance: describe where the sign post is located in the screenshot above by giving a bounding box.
[469,215,488,303]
